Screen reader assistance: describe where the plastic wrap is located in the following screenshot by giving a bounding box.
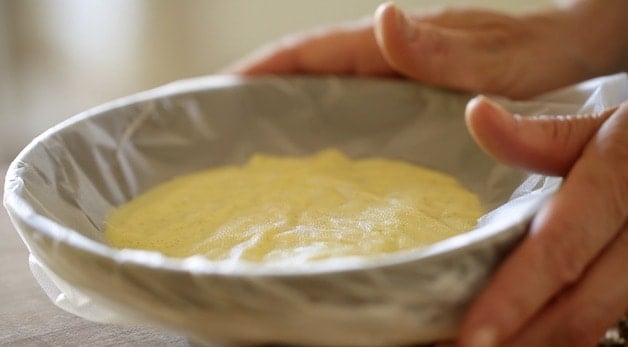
[4,74,628,346]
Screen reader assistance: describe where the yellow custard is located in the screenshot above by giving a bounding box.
[105,150,483,263]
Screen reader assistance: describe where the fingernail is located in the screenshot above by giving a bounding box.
[468,325,498,347]
[393,5,417,41]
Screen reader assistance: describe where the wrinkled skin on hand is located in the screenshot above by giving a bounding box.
[228,1,628,346]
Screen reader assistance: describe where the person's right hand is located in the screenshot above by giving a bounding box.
[454,97,628,347]
[229,1,628,99]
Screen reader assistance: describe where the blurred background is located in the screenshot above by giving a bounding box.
[0,0,552,164]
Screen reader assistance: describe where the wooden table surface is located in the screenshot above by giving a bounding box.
[0,164,190,346]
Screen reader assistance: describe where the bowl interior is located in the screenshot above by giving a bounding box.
[9,77,530,248]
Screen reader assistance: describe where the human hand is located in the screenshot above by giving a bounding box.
[229,1,628,99]
[228,2,628,345]
[452,96,628,347]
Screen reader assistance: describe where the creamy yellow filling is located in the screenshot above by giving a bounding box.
[105,149,483,263]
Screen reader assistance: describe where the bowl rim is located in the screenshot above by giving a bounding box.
[3,75,558,277]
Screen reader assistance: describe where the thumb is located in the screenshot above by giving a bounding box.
[465,96,616,176]
[373,3,491,93]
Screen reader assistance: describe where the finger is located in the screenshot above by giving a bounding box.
[465,96,617,176]
[226,20,395,77]
[373,3,506,94]
[458,102,628,347]
[505,224,628,347]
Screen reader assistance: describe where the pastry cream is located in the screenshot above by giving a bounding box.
[105,150,483,263]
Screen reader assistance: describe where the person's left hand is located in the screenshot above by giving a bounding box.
[452,97,628,347]
[228,2,615,99]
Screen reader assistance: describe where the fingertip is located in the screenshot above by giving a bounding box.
[464,95,488,130]
[374,1,405,47]
[374,1,396,21]
[374,2,398,25]
[373,2,421,74]
[465,95,508,126]
[465,96,515,158]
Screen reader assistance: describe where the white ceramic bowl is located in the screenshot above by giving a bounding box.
[4,76,564,346]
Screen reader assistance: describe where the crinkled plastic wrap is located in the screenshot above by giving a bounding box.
[4,74,628,346]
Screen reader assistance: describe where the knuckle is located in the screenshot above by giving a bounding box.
[546,252,581,287]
